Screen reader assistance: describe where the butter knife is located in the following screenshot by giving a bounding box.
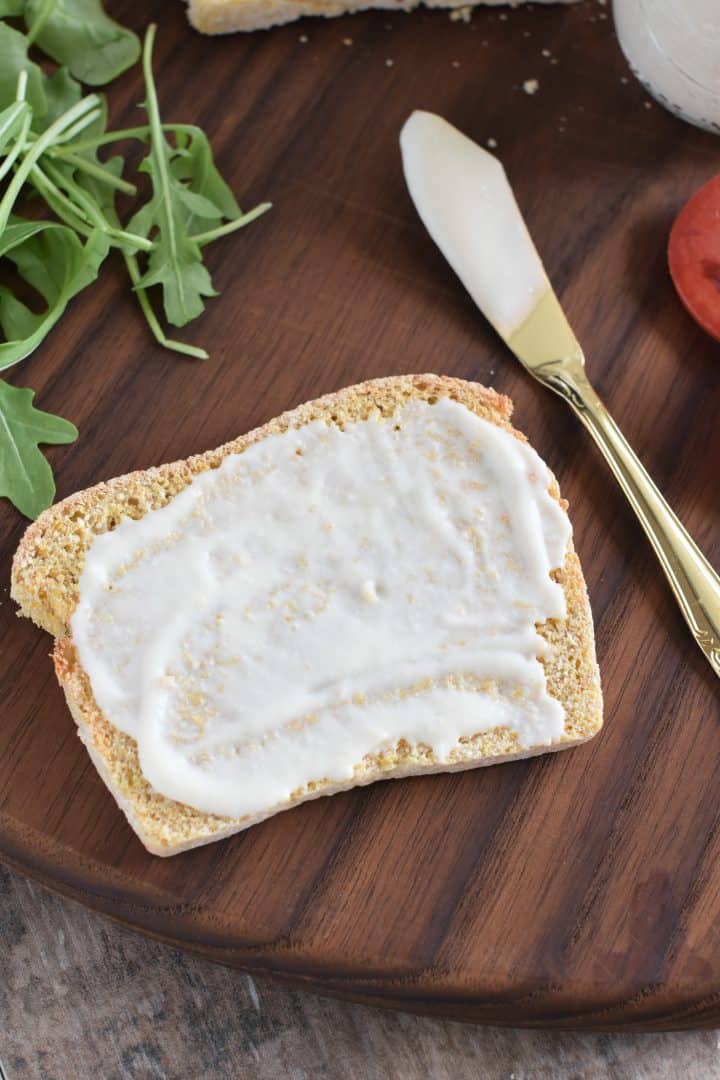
[400,110,720,678]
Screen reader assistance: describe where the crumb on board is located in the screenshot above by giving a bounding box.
[342,36,353,44]
[487,137,498,149]
[541,48,551,58]
[523,79,540,95]
[449,5,472,22]
[451,59,461,68]
[299,33,308,42]
[385,58,394,67]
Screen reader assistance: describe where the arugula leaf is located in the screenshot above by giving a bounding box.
[0,217,108,370]
[128,26,219,328]
[23,0,141,85]
[23,0,140,86]
[0,22,47,115]
[0,19,270,515]
[34,65,82,131]
[127,27,271,332]
[0,1,26,16]
[170,127,241,232]
[0,378,77,518]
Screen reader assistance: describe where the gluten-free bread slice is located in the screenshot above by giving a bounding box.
[187,0,577,35]
[11,374,602,855]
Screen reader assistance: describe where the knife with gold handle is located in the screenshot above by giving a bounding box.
[401,111,720,678]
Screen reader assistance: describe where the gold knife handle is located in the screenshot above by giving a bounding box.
[538,356,720,677]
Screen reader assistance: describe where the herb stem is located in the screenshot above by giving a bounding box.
[141,24,187,318]
[63,122,196,154]
[42,158,153,252]
[16,71,28,104]
[49,148,137,195]
[189,202,272,246]
[0,103,27,153]
[50,108,104,146]
[26,0,57,46]
[0,111,31,184]
[123,251,209,360]
[0,94,101,236]
[23,109,104,150]
[30,165,95,235]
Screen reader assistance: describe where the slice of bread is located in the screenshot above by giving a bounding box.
[187,0,577,35]
[12,375,602,856]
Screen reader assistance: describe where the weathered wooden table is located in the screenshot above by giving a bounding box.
[3,864,720,1078]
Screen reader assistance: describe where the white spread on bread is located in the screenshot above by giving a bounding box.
[400,111,549,338]
[71,398,572,818]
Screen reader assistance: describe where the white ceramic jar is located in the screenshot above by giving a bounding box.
[613,0,720,133]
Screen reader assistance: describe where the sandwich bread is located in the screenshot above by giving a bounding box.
[187,0,577,35]
[11,375,603,855]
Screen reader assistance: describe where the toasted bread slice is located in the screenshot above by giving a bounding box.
[12,375,602,856]
[187,0,576,34]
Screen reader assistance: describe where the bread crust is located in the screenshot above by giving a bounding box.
[12,374,603,855]
[186,0,576,35]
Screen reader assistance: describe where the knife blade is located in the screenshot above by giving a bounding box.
[400,109,720,677]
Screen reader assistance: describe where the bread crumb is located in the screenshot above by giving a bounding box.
[644,100,652,109]
[621,75,629,84]
[550,57,558,65]
[451,60,461,68]
[487,137,498,148]
[523,79,539,95]
[449,5,472,22]
[385,58,394,67]
[499,11,507,20]
[342,36,353,45]
[541,48,551,58]
[361,580,379,603]
[299,33,308,42]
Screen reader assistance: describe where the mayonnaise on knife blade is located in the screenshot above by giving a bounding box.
[400,111,550,339]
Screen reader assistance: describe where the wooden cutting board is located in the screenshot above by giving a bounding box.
[1,0,719,1032]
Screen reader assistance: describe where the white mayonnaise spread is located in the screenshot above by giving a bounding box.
[71,398,572,818]
[400,111,550,339]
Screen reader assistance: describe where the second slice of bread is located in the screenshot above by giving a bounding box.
[186,0,577,34]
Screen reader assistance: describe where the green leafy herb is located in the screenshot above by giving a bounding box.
[0,217,108,370]
[24,0,140,85]
[128,26,271,329]
[0,1,26,16]
[0,15,271,517]
[0,378,77,518]
[34,64,82,130]
[0,23,48,116]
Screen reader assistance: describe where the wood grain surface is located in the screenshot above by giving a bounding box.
[1,0,719,1032]
[4,864,720,1080]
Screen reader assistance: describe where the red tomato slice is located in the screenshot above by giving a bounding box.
[668,173,720,343]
